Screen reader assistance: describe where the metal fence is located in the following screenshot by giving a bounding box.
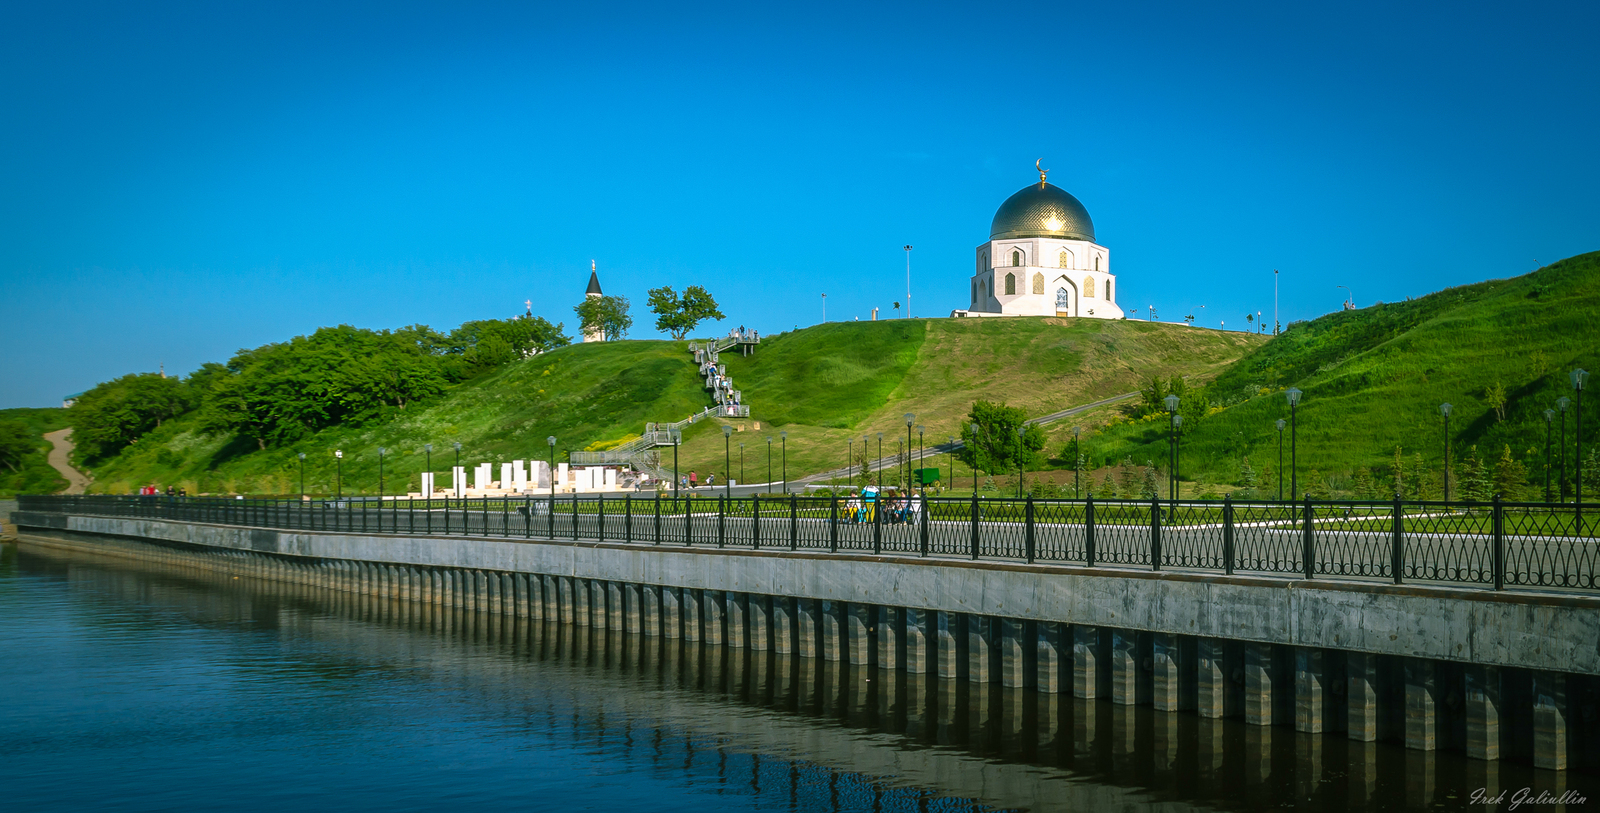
[15,493,1599,592]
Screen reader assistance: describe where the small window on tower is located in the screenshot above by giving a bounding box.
[1058,250,1070,268]
[1095,255,1101,271]
[1005,273,1016,295]
[1012,250,1021,267]
[1084,276,1095,298]
[1107,280,1113,303]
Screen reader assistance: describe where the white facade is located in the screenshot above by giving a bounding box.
[963,238,1122,319]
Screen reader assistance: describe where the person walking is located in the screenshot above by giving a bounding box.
[690,471,698,489]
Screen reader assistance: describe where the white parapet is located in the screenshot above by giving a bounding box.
[500,463,513,490]
[420,472,435,496]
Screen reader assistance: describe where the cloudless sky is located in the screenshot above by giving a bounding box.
[3,0,1597,407]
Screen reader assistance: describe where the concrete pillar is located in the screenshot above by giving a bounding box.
[1152,633,1183,711]
[1465,664,1502,761]
[967,615,995,684]
[1532,670,1568,771]
[1347,652,1379,741]
[702,590,725,645]
[576,578,594,627]
[662,587,682,639]
[1405,657,1438,751]
[773,597,795,655]
[489,573,505,615]
[846,603,872,666]
[526,574,543,619]
[681,589,701,642]
[1109,629,1137,705]
[542,574,558,619]
[590,580,607,629]
[475,570,490,614]
[1072,625,1099,699]
[641,584,662,637]
[797,599,822,659]
[749,594,772,651]
[623,583,642,635]
[904,609,931,675]
[726,592,746,648]
[819,600,844,662]
[608,581,624,630]
[1295,647,1328,733]
[935,611,961,680]
[1036,622,1063,694]
[514,574,529,617]
[874,606,901,670]
[1244,642,1276,726]
[558,576,575,624]
[1000,618,1029,689]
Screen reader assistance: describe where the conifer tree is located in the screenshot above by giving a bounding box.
[1458,445,1490,502]
[1238,456,1258,498]
[1096,471,1117,500]
[1118,456,1138,499]
[1391,446,1406,499]
[1411,453,1434,500]
[1353,466,1375,500]
[1140,461,1160,500]
[1494,444,1528,500]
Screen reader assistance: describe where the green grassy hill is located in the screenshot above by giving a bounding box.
[1082,251,1600,498]
[77,318,1261,495]
[0,408,70,496]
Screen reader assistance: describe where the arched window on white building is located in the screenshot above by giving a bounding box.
[1012,250,1021,267]
[1004,273,1016,295]
[1106,280,1113,303]
[1083,276,1095,298]
[1058,250,1071,268]
[1055,287,1071,315]
[1032,273,1044,294]
[1094,255,1101,271]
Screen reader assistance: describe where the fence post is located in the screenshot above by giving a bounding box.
[789,493,798,551]
[1492,493,1505,590]
[547,491,555,539]
[873,493,883,555]
[1085,495,1096,567]
[718,495,726,548]
[1302,494,1315,580]
[654,494,662,545]
[525,496,532,538]
[970,495,980,560]
[570,493,577,541]
[753,494,762,550]
[919,495,930,557]
[829,497,838,552]
[597,493,606,543]
[684,497,694,546]
[1222,494,1235,575]
[1391,493,1404,584]
[624,494,632,543]
[1025,495,1036,563]
[1150,497,1162,571]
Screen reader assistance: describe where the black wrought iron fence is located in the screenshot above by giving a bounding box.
[15,493,1599,592]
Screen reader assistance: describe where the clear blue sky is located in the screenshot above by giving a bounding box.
[3,0,1596,408]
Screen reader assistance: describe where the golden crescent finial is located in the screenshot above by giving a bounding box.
[1036,158,1049,183]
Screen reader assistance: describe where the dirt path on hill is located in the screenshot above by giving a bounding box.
[43,429,91,494]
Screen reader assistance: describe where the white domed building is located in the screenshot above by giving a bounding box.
[952,166,1123,320]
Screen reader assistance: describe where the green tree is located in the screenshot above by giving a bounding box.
[574,295,633,340]
[1352,466,1375,500]
[1238,456,1258,496]
[0,420,36,472]
[1458,445,1490,502]
[1484,382,1508,421]
[1494,444,1528,500]
[1140,461,1160,499]
[958,401,1046,476]
[1390,446,1406,498]
[1118,456,1138,498]
[1410,453,1435,500]
[648,285,725,339]
[69,372,199,461]
[1096,471,1117,499]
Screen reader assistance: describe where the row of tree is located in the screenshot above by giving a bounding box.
[574,285,724,341]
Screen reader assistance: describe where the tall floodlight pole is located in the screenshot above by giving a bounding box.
[904,413,915,489]
[1164,395,1180,501]
[1542,406,1555,502]
[335,450,343,500]
[1274,269,1280,335]
[1276,419,1287,501]
[904,245,913,318]
[298,453,306,499]
[1073,426,1082,499]
[1574,369,1589,527]
[378,447,386,499]
[822,293,827,323]
[1286,388,1304,497]
[1558,397,1571,501]
[1439,404,1452,505]
[847,438,853,488]
[781,431,788,494]
[723,426,733,498]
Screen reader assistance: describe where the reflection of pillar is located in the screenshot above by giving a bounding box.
[1152,706,1180,775]
[1072,625,1099,699]
[935,611,961,680]
[936,678,960,746]
[1532,670,1568,770]
[1072,696,1096,760]
[1295,732,1322,800]
[968,681,993,744]
[874,606,901,670]
[702,590,725,645]
[1347,740,1378,807]
[967,615,996,684]
[1000,687,1027,754]
[1036,691,1062,756]
[1347,652,1379,740]
[1036,621,1063,693]
[846,603,872,666]
[1405,750,1436,808]
[1000,618,1030,688]
[1244,724,1272,785]
[1195,715,1225,787]
[1244,642,1275,726]
[1404,657,1437,751]
[904,672,930,739]
[1109,629,1137,705]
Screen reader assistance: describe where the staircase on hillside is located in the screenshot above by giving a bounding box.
[568,330,759,478]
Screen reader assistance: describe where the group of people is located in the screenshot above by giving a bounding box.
[844,488,924,524]
[677,470,724,489]
[137,485,187,497]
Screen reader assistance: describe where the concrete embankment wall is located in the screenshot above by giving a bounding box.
[12,512,1600,772]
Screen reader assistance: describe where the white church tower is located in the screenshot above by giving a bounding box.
[953,162,1123,320]
[582,260,605,343]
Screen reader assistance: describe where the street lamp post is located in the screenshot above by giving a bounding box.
[767,436,774,489]
[1440,403,1452,504]
[298,453,306,499]
[916,425,924,492]
[1173,415,1184,502]
[847,438,853,489]
[424,444,433,498]
[904,245,913,318]
[1574,369,1589,527]
[876,433,883,489]
[453,442,462,502]
[904,413,915,489]
[547,437,556,504]
[723,426,733,498]
[781,431,788,494]
[1558,397,1571,501]
[739,442,745,487]
[378,447,386,499]
[1542,406,1555,502]
[970,422,982,493]
[1286,388,1304,498]
[1073,426,1082,499]
[1163,395,1180,502]
[948,437,956,493]
[1016,425,1026,497]
[335,450,343,500]
[1276,419,1287,501]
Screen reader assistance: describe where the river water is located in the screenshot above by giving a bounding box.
[0,542,1582,811]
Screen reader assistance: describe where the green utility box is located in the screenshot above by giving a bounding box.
[915,468,941,485]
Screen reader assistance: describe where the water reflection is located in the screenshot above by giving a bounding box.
[6,542,1586,811]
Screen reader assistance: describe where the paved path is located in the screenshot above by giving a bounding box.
[43,429,91,494]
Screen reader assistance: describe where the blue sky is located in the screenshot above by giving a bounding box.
[2,0,1596,408]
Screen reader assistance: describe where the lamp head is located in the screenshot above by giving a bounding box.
[1545,408,1556,423]
[298,453,306,460]
[1286,387,1303,406]
[547,436,555,446]
[335,450,343,459]
[1163,394,1180,412]
[1558,397,1571,412]
[1074,425,1081,437]
[876,432,882,441]
[453,442,462,451]
[1573,368,1590,391]
[723,425,733,437]
[378,447,386,456]
[781,430,787,440]
[1173,415,1183,428]
[1439,403,1452,418]
[425,444,433,453]
[1276,418,1286,432]
[904,412,914,426]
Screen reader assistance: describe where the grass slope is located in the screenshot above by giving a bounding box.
[0,408,70,496]
[78,318,1261,495]
[1086,251,1600,497]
